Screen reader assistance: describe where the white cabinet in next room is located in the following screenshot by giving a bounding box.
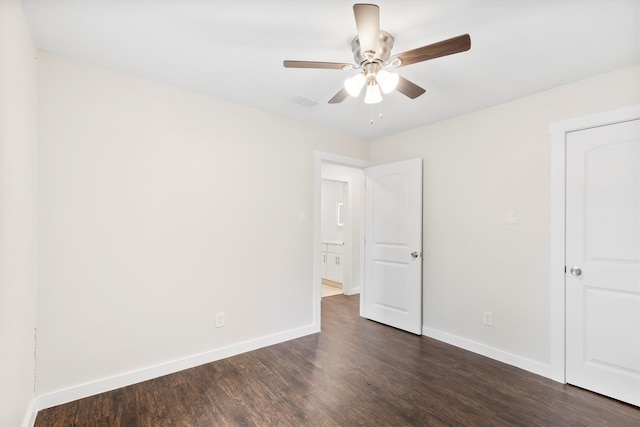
[321,242,344,284]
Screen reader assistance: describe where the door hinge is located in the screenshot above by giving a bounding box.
[564,266,567,273]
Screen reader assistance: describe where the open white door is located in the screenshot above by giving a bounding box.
[364,158,422,335]
[566,119,640,406]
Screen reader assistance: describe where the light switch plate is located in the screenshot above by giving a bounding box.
[506,211,517,225]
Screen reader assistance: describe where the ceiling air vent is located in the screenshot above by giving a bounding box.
[289,96,318,108]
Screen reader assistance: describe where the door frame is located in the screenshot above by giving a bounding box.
[548,104,640,383]
[313,151,371,331]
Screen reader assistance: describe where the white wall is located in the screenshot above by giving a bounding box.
[0,0,39,425]
[36,52,369,399]
[371,65,640,371]
[321,180,345,243]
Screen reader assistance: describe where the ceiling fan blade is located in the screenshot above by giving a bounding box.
[328,88,349,104]
[396,76,426,99]
[283,60,352,70]
[353,3,380,56]
[394,34,471,67]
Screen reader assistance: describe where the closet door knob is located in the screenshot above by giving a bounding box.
[569,267,582,276]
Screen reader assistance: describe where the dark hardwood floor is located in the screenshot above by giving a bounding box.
[36,295,640,426]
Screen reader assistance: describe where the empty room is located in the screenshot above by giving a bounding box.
[1,0,639,426]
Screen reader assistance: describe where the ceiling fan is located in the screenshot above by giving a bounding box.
[283,3,471,105]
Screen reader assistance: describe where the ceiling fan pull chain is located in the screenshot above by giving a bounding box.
[370,102,383,124]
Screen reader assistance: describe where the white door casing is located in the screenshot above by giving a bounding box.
[364,158,423,335]
[565,119,640,406]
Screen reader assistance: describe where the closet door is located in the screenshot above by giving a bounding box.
[565,119,640,406]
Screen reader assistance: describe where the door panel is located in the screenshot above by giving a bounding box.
[364,159,422,335]
[585,289,640,372]
[566,119,640,406]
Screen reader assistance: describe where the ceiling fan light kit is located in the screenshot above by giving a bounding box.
[364,81,383,104]
[284,3,471,111]
[376,70,399,94]
[344,73,366,97]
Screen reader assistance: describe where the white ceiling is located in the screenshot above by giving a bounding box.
[22,0,640,141]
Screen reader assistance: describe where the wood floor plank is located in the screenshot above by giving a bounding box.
[35,295,640,426]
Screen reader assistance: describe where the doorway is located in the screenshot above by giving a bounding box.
[320,178,346,297]
[313,152,424,336]
[312,152,370,329]
[319,164,365,300]
[320,162,367,295]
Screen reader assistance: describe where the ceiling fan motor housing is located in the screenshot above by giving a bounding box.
[351,30,395,66]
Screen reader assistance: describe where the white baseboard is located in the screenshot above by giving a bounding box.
[36,324,318,411]
[32,324,553,416]
[21,398,37,427]
[422,326,552,379]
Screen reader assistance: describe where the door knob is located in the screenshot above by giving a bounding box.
[569,267,582,276]
[411,251,420,259]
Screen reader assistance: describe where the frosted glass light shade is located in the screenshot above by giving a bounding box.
[377,70,399,94]
[364,83,382,104]
[344,73,366,97]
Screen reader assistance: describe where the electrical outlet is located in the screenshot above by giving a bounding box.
[483,311,493,326]
[215,312,225,328]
